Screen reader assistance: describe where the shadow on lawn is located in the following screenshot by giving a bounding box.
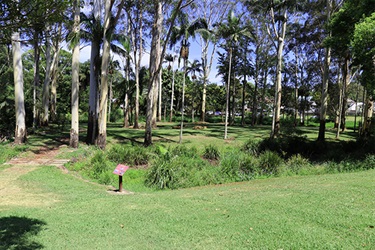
[0,216,46,250]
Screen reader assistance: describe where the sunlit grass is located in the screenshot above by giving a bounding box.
[1,166,374,249]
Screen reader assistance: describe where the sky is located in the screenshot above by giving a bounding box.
[79,40,223,85]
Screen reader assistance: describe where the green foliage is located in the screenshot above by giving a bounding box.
[145,154,213,190]
[258,150,283,175]
[241,139,260,156]
[0,144,28,164]
[87,150,113,184]
[219,149,259,181]
[107,144,157,166]
[203,144,220,160]
[282,154,312,175]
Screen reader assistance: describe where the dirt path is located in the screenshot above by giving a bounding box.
[0,146,70,209]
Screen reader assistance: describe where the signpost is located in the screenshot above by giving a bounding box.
[113,164,129,192]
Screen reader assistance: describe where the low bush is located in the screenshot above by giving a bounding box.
[107,144,157,166]
[203,144,220,160]
[219,149,259,181]
[145,154,213,190]
[258,150,283,175]
[87,150,113,185]
[241,140,259,156]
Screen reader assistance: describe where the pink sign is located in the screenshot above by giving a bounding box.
[113,164,129,176]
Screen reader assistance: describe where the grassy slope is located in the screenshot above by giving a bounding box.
[1,166,374,249]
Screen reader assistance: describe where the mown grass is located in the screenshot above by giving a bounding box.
[1,166,374,249]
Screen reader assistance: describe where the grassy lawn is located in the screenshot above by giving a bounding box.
[1,164,374,249]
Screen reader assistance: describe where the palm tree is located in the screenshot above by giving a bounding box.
[170,14,208,143]
[186,59,203,122]
[216,10,252,139]
[165,53,178,122]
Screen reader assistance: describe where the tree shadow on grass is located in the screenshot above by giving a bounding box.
[0,216,46,250]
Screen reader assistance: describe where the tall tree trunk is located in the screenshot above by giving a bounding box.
[12,31,27,144]
[361,96,373,137]
[87,0,101,144]
[97,0,111,149]
[242,76,247,127]
[251,47,260,126]
[170,58,176,122]
[33,30,40,130]
[340,57,350,132]
[144,1,162,146]
[133,10,143,129]
[158,68,162,122]
[41,25,52,126]
[270,9,287,139]
[200,39,216,122]
[224,48,232,140]
[123,54,130,127]
[70,0,80,148]
[97,0,126,149]
[179,58,187,143]
[50,23,62,123]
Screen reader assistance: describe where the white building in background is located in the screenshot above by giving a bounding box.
[346,99,363,115]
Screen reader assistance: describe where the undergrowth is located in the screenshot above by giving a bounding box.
[65,135,375,190]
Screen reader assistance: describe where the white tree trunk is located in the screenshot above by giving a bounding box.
[97,0,112,149]
[42,24,52,126]
[87,0,101,144]
[12,31,27,144]
[133,10,143,129]
[170,57,176,122]
[270,9,287,139]
[224,48,232,140]
[144,1,162,146]
[70,0,80,148]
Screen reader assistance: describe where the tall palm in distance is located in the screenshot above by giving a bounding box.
[216,9,253,139]
[169,13,208,143]
[186,59,203,122]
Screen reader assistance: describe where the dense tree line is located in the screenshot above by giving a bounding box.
[1,0,374,148]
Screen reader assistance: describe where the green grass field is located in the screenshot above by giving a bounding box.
[1,120,374,249]
[1,165,374,249]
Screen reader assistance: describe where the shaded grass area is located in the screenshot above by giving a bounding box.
[1,166,374,249]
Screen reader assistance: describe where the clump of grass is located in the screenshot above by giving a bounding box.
[219,148,259,182]
[145,146,219,190]
[258,150,283,175]
[107,144,158,166]
[0,144,28,164]
[203,144,220,160]
[241,139,259,156]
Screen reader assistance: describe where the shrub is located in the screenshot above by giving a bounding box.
[283,154,312,175]
[107,144,157,166]
[203,144,220,160]
[145,155,211,189]
[219,149,259,181]
[258,151,283,175]
[168,145,198,159]
[87,150,113,184]
[241,140,259,156]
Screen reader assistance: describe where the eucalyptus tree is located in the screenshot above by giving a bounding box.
[192,0,234,122]
[144,0,193,147]
[216,9,252,139]
[97,0,126,149]
[125,0,146,129]
[328,0,375,137]
[69,0,80,148]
